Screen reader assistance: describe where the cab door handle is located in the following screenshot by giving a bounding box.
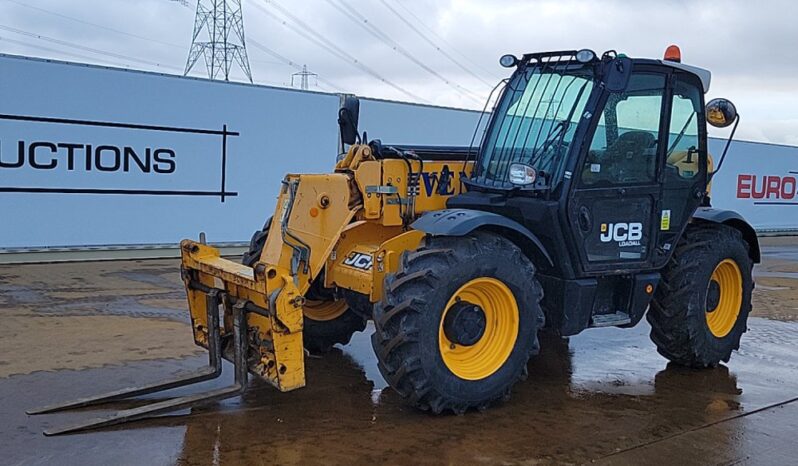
[578,206,592,232]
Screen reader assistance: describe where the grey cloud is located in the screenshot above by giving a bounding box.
[0,0,795,143]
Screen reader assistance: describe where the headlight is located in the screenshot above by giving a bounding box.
[509,163,537,186]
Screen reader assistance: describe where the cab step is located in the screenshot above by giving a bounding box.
[591,311,632,327]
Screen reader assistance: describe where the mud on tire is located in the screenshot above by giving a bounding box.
[647,224,753,367]
[372,232,544,414]
[242,218,368,353]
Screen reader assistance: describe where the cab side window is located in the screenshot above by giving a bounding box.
[666,78,702,179]
[582,73,665,186]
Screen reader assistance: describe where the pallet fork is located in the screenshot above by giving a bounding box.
[27,289,249,436]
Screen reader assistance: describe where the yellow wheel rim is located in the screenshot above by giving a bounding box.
[705,259,743,338]
[438,277,519,380]
[303,299,348,322]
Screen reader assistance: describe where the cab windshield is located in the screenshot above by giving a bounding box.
[473,60,595,189]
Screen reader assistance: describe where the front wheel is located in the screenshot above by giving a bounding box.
[372,232,544,414]
[647,224,753,367]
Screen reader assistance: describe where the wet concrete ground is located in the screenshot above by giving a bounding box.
[1,237,797,465]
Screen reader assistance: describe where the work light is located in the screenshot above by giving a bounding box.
[576,49,596,63]
[499,54,518,68]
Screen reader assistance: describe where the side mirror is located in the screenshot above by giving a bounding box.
[338,96,360,145]
[604,56,632,92]
[706,98,740,180]
[706,98,737,128]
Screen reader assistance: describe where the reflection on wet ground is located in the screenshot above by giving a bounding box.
[3,319,797,465]
[1,237,797,465]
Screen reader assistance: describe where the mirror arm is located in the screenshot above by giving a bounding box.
[708,114,740,181]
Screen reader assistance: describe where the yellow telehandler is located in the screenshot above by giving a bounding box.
[30,47,759,435]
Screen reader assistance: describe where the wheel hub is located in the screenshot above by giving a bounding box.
[705,258,744,338]
[438,277,520,380]
[706,279,721,312]
[443,301,487,346]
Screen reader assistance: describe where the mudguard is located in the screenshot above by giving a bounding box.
[411,209,553,266]
[692,207,761,263]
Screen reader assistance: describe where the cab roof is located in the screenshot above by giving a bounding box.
[630,57,712,93]
[516,50,712,93]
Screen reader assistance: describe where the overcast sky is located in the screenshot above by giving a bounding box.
[0,0,795,145]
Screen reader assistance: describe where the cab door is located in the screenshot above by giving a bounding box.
[653,72,708,268]
[566,70,668,274]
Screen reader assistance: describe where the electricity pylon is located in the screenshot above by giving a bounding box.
[184,0,253,82]
[291,65,318,90]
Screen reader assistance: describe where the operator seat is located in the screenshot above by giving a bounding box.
[602,130,657,183]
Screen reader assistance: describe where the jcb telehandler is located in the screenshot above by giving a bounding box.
[30,46,759,435]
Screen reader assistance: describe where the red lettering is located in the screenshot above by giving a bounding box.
[738,174,797,201]
[782,176,796,200]
[766,176,781,199]
[751,175,766,199]
[737,174,752,198]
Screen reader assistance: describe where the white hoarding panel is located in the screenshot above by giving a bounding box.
[0,54,340,248]
[1,54,797,251]
[708,139,798,232]
[359,98,481,146]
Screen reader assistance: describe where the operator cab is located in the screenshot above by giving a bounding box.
[455,47,734,275]
[444,47,744,334]
[467,47,717,193]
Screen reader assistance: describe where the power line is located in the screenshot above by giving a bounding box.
[249,4,363,92]
[5,0,184,50]
[388,0,500,81]
[254,0,424,101]
[0,24,183,71]
[376,0,495,88]
[323,0,482,103]
[0,35,132,69]
[0,31,290,89]
[247,37,344,92]
[0,1,320,90]
[252,0,426,102]
[3,0,284,69]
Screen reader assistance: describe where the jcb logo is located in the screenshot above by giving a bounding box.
[600,222,643,243]
[343,252,373,271]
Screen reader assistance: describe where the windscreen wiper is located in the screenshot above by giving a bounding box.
[531,120,567,161]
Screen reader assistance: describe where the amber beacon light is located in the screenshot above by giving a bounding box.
[664,45,681,62]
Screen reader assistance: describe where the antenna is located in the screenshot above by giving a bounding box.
[184,0,253,82]
[291,64,318,90]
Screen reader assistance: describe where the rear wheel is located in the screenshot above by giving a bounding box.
[647,224,753,367]
[242,218,367,353]
[372,232,544,414]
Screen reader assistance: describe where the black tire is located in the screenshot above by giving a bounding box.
[647,224,753,367]
[241,218,367,353]
[372,232,544,414]
[302,285,369,353]
[241,217,272,267]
